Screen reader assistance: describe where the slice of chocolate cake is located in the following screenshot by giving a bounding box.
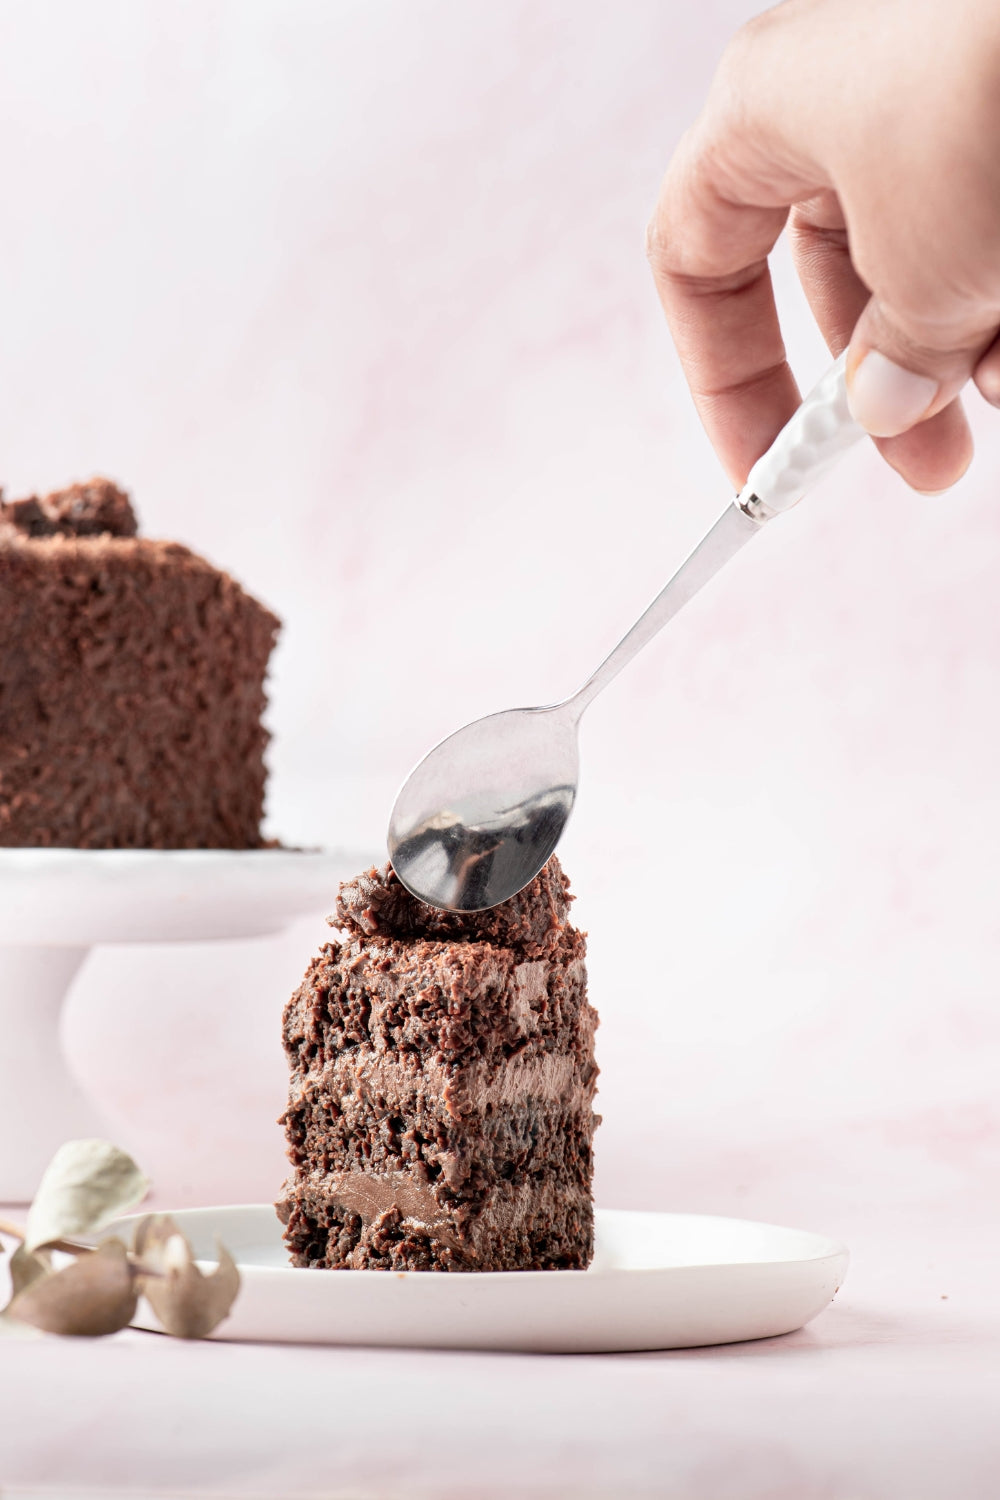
[277,856,599,1271]
[0,478,280,848]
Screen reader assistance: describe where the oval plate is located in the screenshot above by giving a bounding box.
[108,1204,848,1354]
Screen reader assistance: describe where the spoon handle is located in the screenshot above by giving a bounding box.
[737,351,864,521]
[569,355,865,716]
[569,501,760,714]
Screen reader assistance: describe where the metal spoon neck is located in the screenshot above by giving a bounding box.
[563,501,763,724]
[563,678,600,721]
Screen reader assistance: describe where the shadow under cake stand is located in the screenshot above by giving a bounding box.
[0,847,375,1202]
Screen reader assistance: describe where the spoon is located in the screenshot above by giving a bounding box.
[388,353,864,911]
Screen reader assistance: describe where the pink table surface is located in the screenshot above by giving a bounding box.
[3,1215,999,1500]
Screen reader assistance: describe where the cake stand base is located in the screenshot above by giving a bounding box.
[0,947,118,1201]
[0,847,376,1204]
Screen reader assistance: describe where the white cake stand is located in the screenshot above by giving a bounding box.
[0,847,376,1202]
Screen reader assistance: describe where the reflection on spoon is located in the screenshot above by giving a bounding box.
[390,782,575,912]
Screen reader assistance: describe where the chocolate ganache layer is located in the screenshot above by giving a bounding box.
[277,856,600,1271]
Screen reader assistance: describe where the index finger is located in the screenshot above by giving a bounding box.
[647,123,809,490]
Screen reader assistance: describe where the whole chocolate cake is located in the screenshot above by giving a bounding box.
[277,856,599,1271]
[0,478,280,848]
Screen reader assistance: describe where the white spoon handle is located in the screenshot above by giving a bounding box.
[737,351,865,521]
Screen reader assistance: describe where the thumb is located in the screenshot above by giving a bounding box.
[845,297,996,438]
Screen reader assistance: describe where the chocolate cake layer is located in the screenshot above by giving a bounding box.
[0,478,280,847]
[283,1092,593,1194]
[283,934,590,1068]
[277,857,600,1272]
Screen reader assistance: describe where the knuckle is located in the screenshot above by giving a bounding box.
[719,11,773,69]
[645,211,693,278]
[713,6,783,93]
[644,214,666,268]
[973,336,1000,406]
[849,212,1000,354]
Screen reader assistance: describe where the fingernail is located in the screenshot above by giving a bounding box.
[847,350,939,437]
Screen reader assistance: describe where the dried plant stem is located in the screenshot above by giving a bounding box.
[0,1217,97,1257]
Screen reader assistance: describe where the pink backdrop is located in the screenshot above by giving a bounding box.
[2,2,999,1494]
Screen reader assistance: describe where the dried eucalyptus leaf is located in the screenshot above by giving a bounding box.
[131,1212,176,1266]
[25,1140,148,1252]
[134,1217,240,1340]
[7,1238,138,1338]
[8,1244,52,1300]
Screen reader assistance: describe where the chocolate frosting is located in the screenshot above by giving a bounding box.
[287,1042,591,1122]
[312,1169,583,1260]
[1,478,138,538]
[332,855,576,958]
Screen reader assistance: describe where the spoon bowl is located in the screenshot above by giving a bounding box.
[387,705,579,911]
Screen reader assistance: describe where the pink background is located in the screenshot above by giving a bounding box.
[2,1,1000,1495]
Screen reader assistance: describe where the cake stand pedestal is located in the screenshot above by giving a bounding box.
[0,848,375,1202]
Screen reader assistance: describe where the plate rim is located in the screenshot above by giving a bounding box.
[106,1202,851,1280]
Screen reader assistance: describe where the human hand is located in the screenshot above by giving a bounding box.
[647,0,1000,494]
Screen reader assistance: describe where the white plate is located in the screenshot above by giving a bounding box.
[0,847,379,944]
[108,1204,849,1353]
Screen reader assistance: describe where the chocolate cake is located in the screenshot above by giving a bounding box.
[277,856,599,1271]
[0,478,280,847]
